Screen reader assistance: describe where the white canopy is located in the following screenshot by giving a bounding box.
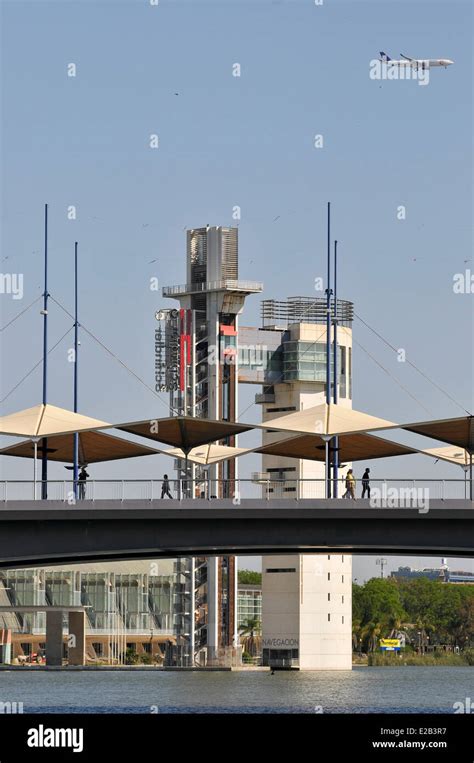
[0,403,109,438]
[421,446,470,467]
[256,402,396,437]
[163,444,253,466]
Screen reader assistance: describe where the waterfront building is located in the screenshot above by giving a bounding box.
[159,226,263,663]
[0,561,181,662]
[239,297,354,669]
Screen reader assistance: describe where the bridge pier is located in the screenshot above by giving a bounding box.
[68,610,86,666]
[45,610,63,666]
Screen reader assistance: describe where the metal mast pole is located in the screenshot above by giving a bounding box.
[73,242,79,499]
[41,204,49,499]
[333,239,339,498]
[470,452,473,502]
[325,202,333,499]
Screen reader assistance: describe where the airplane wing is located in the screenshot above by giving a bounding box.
[400,53,415,61]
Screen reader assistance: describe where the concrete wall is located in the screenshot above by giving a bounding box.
[262,322,353,670]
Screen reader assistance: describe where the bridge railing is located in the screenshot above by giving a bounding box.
[0,478,470,502]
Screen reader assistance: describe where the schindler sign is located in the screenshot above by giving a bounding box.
[262,638,299,648]
[154,309,191,392]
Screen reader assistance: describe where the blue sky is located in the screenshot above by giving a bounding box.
[0,0,472,578]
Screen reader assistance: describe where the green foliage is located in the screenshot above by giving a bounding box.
[368,651,469,667]
[353,578,474,653]
[464,648,474,666]
[238,570,262,585]
[124,648,140,665]
[239,617,262,636]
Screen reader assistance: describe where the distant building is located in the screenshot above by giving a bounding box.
[390,565,474,584]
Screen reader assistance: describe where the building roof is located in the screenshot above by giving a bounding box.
[13,559,177,575]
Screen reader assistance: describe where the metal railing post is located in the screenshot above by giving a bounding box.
[121,480,124,502]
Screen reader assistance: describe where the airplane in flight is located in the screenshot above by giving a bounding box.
[379,52,454,70]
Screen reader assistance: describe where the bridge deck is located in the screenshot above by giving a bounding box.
[0,499,473,567]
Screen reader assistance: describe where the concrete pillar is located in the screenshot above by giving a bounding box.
[207,556,219,662]
[68,611,86,666]
[45,611,63,666]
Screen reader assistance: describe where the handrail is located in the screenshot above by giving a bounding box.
[0,477,470,503]
[162,279,263,296]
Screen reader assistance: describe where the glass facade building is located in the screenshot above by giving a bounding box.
[0,562,188,662]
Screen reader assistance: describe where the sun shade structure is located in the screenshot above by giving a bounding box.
[114,416,253,451]
[256,431,418,463]
[163,444,254,466]
[256,402,396,437]
[401,415,474,454]
[0,430,161,466]
[0,403,109,438]
[421,446,470,467]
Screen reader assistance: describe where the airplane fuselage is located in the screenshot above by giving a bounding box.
[380,57,454,69]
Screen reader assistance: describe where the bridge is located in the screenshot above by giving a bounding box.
[1,496,473,568]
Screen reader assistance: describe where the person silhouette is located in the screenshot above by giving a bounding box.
[161,474,173,499]
[78,466,89,500]
[361,468,371,499]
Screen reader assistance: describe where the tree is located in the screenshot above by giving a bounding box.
[354,578,405,652]
[239,618,261,657]
[238,570,262,585]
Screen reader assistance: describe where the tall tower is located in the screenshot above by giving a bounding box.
[160,226,262,663]
[239,296,354,669]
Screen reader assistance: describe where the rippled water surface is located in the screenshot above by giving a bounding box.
[1,667,472,713]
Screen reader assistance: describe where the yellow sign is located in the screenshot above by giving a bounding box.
[380,639,401,648]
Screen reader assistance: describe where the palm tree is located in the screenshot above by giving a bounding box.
[361,620,383,652]
[239,618,262,657]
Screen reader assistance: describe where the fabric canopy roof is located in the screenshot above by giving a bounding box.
[256,431,417,463]
[0,403,109,438]
[115,415,252,451]
[0,430,161,465]
[163,444,254,466]
[401,415,474,454]
[421,445,471,467]
[256,402,396,437]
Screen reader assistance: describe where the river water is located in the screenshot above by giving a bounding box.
[0,667,472,713]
